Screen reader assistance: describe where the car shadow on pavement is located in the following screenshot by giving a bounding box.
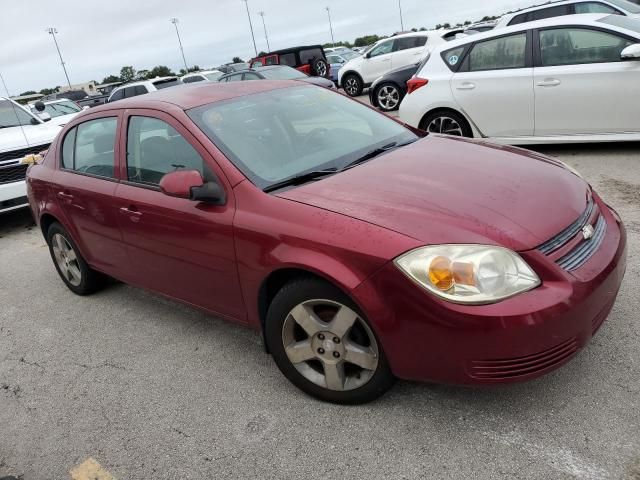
[0,209,35,238]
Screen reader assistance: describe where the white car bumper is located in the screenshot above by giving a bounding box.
[0,180,28,213]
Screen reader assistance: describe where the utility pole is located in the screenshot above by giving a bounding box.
[241,0,258,57]
[46,28,72,89]
[325,7,335,47]
[258,12,271,52]
[170,18,189,72]
[398,0,405,31]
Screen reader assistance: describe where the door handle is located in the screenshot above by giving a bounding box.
[119,206,143,222]
[456,82,475,90]
[537,78,561,87]
[57,191,74,201]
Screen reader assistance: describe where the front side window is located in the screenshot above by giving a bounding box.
[468,33,527,71]
[539,28,633,66]
[369,40,394,58]
[126,116,204,186]
[187,85,416,190]
[575,2,621,14]
[62,117,117,178]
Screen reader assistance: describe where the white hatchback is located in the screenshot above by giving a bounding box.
[338,31,447,97]
[399,14,640,144]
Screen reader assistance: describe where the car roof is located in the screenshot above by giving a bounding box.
[433,13,614,50]
[501,0,626,19]
[93,81,301,112]
[264,45,324,56]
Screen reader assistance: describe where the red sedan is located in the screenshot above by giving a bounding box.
[25,81,626,404]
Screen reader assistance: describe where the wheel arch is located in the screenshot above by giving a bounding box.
[39,212,62,241]
[339,70,363,88]
[419,106,477,136]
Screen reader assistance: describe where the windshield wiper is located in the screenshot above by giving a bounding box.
[263,168,338,193]
[341,139,417,171]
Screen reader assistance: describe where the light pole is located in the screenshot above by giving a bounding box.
[241,0,258,57]
[46,28,72,89]
[170,18,189,72]
[398,0,405,31]
[257,11,271,52]
[325,7,335,47]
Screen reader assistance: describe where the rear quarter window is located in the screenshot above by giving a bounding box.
[441,46,466,71]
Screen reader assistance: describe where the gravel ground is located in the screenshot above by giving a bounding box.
[0,134,639,479]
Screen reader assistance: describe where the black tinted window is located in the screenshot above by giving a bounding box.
[531,5,571,20]
[183,76,204,83]
[134,85,148,95]
[153,79,181,90]
[394,37,423,51]
[299,48,324,64]
[110,89,125,102]
[279,53,297,66]
[469,33,527,71]
[509,13,530,25]
[64,117,117,178]
[124,87,136,98]
[539,27,633,66]
[126,116,204,186]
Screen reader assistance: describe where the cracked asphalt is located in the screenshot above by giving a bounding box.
[1,141,639,480]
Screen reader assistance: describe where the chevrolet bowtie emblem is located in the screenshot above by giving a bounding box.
[582,224,595,240]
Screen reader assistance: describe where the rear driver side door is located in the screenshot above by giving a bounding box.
[113,110,246,321]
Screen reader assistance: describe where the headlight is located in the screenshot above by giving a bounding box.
[394,245,540,305]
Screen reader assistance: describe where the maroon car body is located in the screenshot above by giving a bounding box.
[26,81,626,394]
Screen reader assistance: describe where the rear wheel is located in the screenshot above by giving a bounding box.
[375,83,402,112]
[310,58,328,77]
[342,73,363,97]
[266,278,395,404]
[419,110,472,137]
[47,223,105,295]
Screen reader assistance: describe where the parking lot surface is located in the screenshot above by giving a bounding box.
[1,134,639,478]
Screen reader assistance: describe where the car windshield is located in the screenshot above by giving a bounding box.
[188,85,417,190]
[0,99,37,128]
[600,13,640,31]
[41,100,82,117]
[258,67,306,80]
[204,72,223,81]
[606,0,640,13]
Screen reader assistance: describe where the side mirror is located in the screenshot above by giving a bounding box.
[621,43,640,60]
[34,101,46,112]
[159,170,225,204]
[82,106,90,111]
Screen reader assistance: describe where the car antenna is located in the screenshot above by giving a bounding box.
[0,71,30,146]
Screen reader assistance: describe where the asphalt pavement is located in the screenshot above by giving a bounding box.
[1,136,639,479]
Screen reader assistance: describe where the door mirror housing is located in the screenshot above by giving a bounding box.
[34,101,46,112]
[159,170,226,205]
[621,43,640,60]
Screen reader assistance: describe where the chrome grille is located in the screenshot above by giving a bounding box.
[538,198,595,255]
[0,143,50,164]
[557,215,606,271]
[0,163,28,185]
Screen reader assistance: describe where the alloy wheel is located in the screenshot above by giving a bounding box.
[427,116,464,136]
[315,61,327,77]
[344,77,360,96]
[377,85,400,110]
[281,299,379,391]
[51,233,82,287]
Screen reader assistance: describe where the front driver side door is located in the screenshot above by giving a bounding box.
[533,26,640,136]
[361,39,395,83]
[114,110,246,322]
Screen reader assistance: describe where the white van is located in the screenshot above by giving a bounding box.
[0,97,62,213]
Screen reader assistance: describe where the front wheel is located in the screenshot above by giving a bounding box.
[375,83,403,112]
[419,110,473,137]
[266,278,395,404]
[342,74,363,97]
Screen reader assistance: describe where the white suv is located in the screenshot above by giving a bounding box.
[1,97,62,213]
[107,77,182,103]
[181,70,225,83]
[495,0,640,28]
[337,31,447,97]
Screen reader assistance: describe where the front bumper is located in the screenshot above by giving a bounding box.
[352,204,627,384]
[0,180,28,213]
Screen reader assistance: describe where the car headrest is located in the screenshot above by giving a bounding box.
[93,134,115,154]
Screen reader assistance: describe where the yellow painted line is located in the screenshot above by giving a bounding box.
[70,457,116,480]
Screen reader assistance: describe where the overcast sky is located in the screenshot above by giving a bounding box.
[1,0,534,95]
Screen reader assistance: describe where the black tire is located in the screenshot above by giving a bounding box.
[266,277,395,404]
[342,73,363,97]
[310,57,328,77]
[46,222,106,296]
[419,109,473,137]
[374,82,403,112]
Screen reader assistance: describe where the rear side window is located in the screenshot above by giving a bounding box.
[126,116,204,186]
[509,13,530,26]
[531,4,571,21]
[575,2,621,13]
[183,76,204,83]
[134,85,148,95]
[109,89,125,102]
[123,87,136,98]
[468,33,527,71]
[62,117,117,178]
[394,36,427,51]
[265,55,278,65]
[279,53,297,66]
[299,48,324,64]
[539,27,633,66]
[442,46,466,70]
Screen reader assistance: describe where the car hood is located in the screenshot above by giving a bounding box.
[46,112,81,127]
[277,136,590,252]
[0,123,62,154]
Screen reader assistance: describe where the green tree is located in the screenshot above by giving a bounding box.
[39,88,56,95]
[146,66,175,78]
[120,66,136,83]
[19,90,37,96]
[232,57,244,63]
[354,35,381,47]
[135,69,150,81]
[101,75,121,84]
